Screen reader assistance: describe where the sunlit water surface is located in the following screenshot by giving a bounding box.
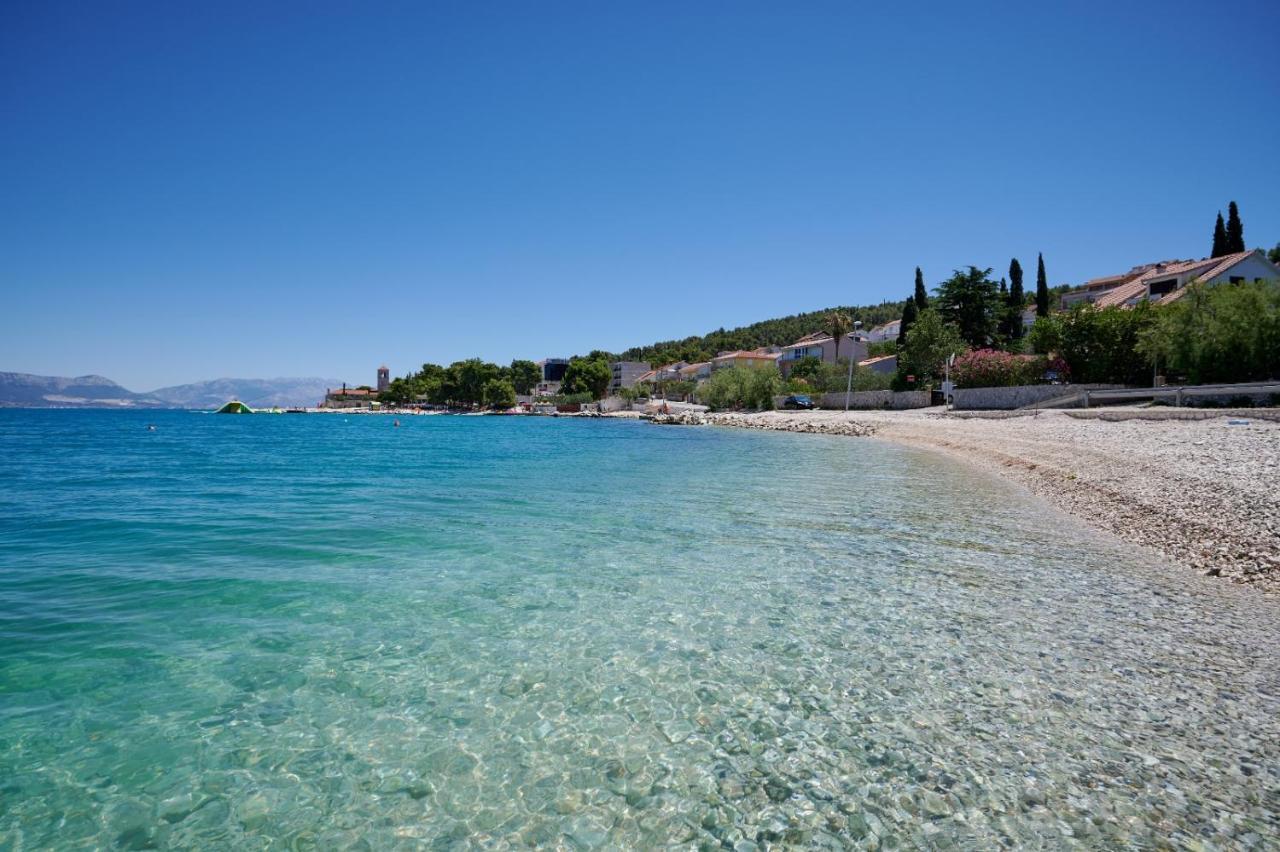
[1,410,1277,849]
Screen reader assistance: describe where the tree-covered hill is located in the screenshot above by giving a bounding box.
[612,300,906,366]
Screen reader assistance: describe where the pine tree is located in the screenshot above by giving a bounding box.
[1211,211,1228,258]
[1225,201,1245,254]
[1007,258,1025,340]
[1035,253,1050,318]
[913,267,928,311]
[897,298,918,347]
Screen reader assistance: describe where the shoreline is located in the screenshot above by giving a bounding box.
[652,408,1280,595]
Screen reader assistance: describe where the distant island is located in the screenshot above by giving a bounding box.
[0,373,342,409]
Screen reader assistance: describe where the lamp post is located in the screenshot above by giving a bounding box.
[844,321,863,411]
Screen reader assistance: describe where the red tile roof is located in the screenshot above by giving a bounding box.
[1091,250,1259,308]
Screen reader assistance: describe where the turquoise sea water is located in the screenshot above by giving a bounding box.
[1,409,1277,849]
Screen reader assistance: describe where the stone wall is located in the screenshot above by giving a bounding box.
[818,390,932,410]
[951,384,1121,410]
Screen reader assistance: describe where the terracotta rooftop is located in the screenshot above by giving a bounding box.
[857,355,897,366]
[1092,250,1259,308]
[712,350,780,361]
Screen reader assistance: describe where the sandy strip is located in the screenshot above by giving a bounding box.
[652,408,1280,594]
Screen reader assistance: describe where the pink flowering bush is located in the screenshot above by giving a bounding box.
[952,349,1052,388]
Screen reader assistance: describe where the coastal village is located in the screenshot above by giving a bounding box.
[310,206,1280,417]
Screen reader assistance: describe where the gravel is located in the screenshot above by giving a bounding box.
[651,408,1280,593]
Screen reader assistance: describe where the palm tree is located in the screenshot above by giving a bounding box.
[827,311,852,362]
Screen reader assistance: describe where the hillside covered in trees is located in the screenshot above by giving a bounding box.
[611,300,906,366]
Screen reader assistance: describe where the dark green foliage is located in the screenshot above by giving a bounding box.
[1139,280,1279,384]
[1269,243,1280,265]
[560,357,612,400]
[1212,211,1228,258]
[866,340,897,358]
[442,359,501,406]
[1034,304,1157,385]
[896,309,966,387]
[1035,253,1050,317]
[934,266,1000,348]
[1225,201,1245,254]
[381,359,513,407]
[788,360,854,393]
[508,360,540,395]
[615,301,904,367]
[897,298,918,346]
[786,356,825,382]
[482,378,517,409]
[1007,258,1026,340]
[827,311,852,361]
[699,365,781,411]
[913,267,928,311]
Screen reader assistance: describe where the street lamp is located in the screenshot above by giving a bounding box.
[844,320,863,411]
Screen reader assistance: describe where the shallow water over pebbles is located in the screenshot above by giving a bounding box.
[1,410,1277,849]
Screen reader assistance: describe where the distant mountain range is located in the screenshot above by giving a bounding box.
[0,372,343,409]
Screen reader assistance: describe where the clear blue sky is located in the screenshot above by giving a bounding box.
[3,1,1278,390]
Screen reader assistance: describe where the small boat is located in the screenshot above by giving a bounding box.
[215,400,254,414]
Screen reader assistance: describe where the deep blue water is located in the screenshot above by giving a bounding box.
[1,409,1277,848]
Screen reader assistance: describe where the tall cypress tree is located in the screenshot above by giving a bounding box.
[913,267,928,311]
[1211,211,1228,258]
[997,278,1009,339]
[897,297,918,347]
[1225,201,1245,254]
[1035,253,1050,318]
[1007,258,1025,340]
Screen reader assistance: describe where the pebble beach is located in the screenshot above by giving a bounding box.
[651,407,1280,593]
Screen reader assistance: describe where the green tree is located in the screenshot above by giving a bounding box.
[1269,243,1280,265]
[442,359,501,407]
[699,365,780,410]
[897,298,918,347]
[1027,315,1062,355]
[482,378,517,409]
[827,311,852,361]
[1007,257,1026,340]
[787,355,825,382]
[913,267,929,311]
[1053,303,1157,385]
[1035,253,1050,318]
[897,309,966,386]
[560,357,612,399]
[1139,280,1279,384]
[379,377,414,406]
[935,266,1000,348]
[508,360,540,395]
[1212,211,1228,258]
[1225,201,1245,254]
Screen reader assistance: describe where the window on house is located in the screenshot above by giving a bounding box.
[1148,279,1177,296]
[1229,276,1244,284]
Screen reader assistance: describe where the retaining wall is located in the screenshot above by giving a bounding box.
[951,384,1120,411]
[819,390,932,410]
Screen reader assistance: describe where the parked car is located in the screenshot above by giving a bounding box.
[782,394,815,410]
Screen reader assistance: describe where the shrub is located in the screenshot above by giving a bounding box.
[1139,279,1280,384]
[698,366,780,410]
[852,370,893,392]
[897,309,967,388]
[951,349,1046,388]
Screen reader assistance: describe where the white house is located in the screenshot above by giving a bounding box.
[866,319,901,342]
[1093,250,1279,309]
